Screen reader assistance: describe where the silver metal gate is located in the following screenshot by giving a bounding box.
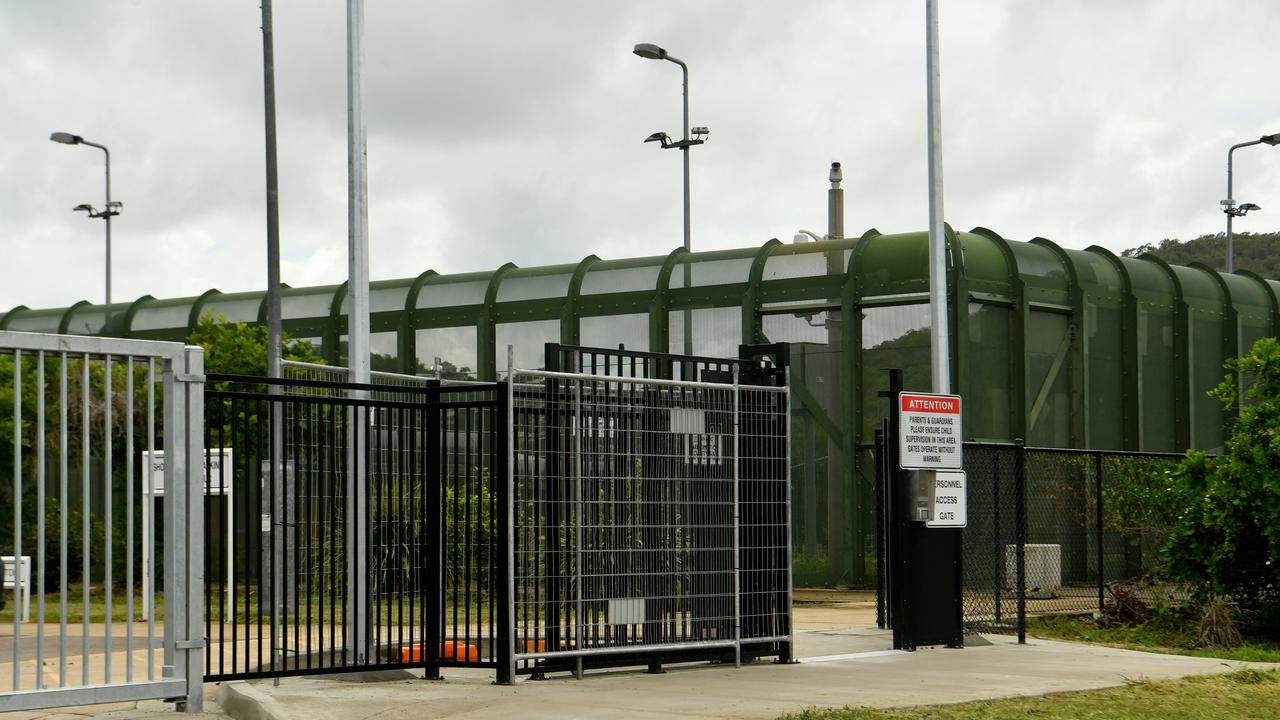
[0,331,204,713]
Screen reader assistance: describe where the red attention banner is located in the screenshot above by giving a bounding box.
[900,394,960,414]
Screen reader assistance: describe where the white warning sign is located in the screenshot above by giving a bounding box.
[899,392,962,470]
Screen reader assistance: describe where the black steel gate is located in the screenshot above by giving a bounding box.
[201,374,510,683]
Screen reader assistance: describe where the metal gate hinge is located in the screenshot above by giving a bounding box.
[175,638,206,650]
[174,373,207,383]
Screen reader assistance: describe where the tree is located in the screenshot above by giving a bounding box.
[187,313,321,378]
[1123,231,1280,277]
[1165,337,1280,620]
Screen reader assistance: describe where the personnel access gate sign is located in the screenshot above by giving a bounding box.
[899,392,962,469]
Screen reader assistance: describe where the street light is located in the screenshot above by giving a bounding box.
[1222,133,1280,273]
[634,42,708,362]
[633,42,708,253]
[51,131,118,305]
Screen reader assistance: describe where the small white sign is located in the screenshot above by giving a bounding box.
[142,448,233,496]
[140,448,234,621]
[926,470,967,528]
[608,598,645,625]
[899,392,962,470]
[670,408,706,434]
[2,556,31,622]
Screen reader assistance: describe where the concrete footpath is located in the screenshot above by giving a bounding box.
[208,634,1276,720]
[12,604,1279,720]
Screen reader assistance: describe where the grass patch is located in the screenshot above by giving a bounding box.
[778,668,1280,719]
[1027,611,1280,663]
[0,585,164,624]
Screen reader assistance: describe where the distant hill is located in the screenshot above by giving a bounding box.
[1122,231,1280,278]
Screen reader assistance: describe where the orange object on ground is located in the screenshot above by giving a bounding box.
[394,641,479,663]
[522,638,575,653]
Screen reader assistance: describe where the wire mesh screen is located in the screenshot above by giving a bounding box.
[960,442,1193,636]
[508,369,789,674]
[960,444,1021,633]
[737,384,792,645]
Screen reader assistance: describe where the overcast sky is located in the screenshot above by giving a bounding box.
[3,1,1278,312]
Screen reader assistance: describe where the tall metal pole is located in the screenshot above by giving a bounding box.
[676,58,693,359]
[679,61,690,253]
[347,0,370,385]
[925,0,950,394]
[103,149,112,306]
[262,0,283,381]
[1224,141,1255,275]
[260,0,288,656]
[345,0,370,665]
[1224,142,1249,274]
[77,141,112,306]
[826,162,846,583]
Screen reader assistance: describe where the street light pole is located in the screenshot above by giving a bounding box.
[51,132,118,307]
[634,43,709,361]
[679,59,690,254]
[1223,133,1280,273]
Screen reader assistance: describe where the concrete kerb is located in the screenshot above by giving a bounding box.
[218,682,285,720]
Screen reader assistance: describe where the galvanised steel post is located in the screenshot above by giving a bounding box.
[925,0,950,394]
[1223,134,1280,273]
[346,0,371,662]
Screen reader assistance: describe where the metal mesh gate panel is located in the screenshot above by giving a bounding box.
[508,367,790,676]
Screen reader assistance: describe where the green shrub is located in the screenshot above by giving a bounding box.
[1165,338,1280,623]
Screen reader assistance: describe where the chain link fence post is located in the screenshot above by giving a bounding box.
[1014,438,1026,645]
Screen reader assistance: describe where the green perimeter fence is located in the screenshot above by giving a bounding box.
[6,227,1275,586]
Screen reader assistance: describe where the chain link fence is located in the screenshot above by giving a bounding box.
[962,442,1193,637]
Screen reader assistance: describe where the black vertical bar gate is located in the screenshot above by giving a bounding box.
[202,374,507,683]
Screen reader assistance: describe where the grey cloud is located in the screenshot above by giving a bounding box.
[2,0,1279,313]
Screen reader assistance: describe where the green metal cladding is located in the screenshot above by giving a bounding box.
[7,227,1275,586]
